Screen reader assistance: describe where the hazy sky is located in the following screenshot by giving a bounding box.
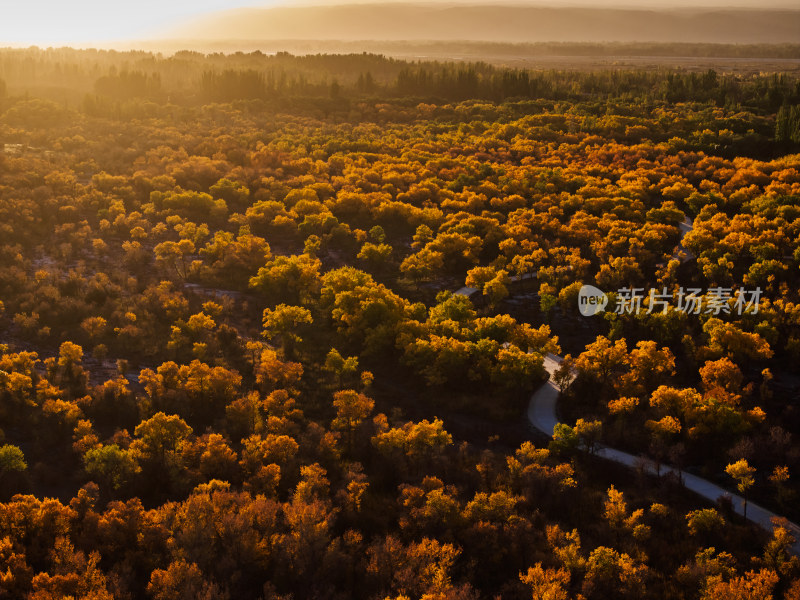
[0,1,274,45]
[1,0,797,45]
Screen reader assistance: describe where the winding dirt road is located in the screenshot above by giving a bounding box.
[528,353,800,553]
[458,215,799,549]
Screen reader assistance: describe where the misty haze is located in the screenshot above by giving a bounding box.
[169,4,800,45]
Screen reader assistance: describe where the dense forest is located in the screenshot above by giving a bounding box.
[1,47,800,598]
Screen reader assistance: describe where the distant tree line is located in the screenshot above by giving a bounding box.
[1,48,798,151]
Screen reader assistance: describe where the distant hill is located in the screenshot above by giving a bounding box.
[166,4,800,44]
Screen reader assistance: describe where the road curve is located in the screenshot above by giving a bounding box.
[458,215,799,549]
[528,353,800,553]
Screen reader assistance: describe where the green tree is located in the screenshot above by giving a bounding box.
[0,444,28,500]
[262,304,313,358]
[0,444,26,475]
[550,423,579,455]
[84,444,139,493]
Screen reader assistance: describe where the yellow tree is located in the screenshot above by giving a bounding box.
[131,412,193,490]
[573,336,629,398]
[520,563,570,600]
[725,459,756,519]
[331,390,374,453]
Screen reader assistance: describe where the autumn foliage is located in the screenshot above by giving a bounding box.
[0,47,799,598]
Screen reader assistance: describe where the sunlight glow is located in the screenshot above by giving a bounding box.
[0,1,274,45]
[0,0,795,46]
